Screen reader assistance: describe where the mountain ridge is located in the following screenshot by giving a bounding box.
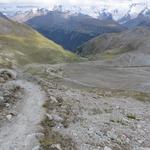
[25,10,125,51]
[77,27,150,63]
[2,3,150,23]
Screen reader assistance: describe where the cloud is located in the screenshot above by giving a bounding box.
[0,0,149,6]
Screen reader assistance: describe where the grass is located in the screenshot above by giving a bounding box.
[104,48,131,55]
[110,118,126,125]
[81,47,130,61]
[101,52,117,60]
[41,116,56,128]
[94,48,130,60]
[0,34,79,66]
[40,98,77,150]
[0,18,80,67]
[126,113,136,120]
[83,87,150,102]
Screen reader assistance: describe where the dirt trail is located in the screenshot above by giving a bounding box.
[0,80,47,150]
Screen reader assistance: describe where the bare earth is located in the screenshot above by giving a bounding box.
[0,60,150,150]
[0,80,47,150]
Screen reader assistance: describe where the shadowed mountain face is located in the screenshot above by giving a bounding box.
[0,13,78,67]
[122,8,150,29]
[77,27,150,64]
[0,12,8,19]
[26,11,125,52]
[123,16,150,29]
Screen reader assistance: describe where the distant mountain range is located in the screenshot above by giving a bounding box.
[1,3,150,23]
[12,8,49,23]
[4,2,150,51]
[25,10,125,51]
[1,3,150,55]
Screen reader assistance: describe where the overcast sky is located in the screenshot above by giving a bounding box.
[0,0,149,6]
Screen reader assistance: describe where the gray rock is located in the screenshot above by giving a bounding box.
[32,145,40,150]
[5,103,10,107]
[0,96,4,101]
[0,69,17,81]
[104,146,112,150]
[0,77,5,83]
[6,114,12,121]
[50,96,58,103]
[46,113,63,122]
[0,96,5,106]
[136,148,150,150]
[51,144,62,150]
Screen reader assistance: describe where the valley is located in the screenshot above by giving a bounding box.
[0,2,150,150]
[25,11,124,51]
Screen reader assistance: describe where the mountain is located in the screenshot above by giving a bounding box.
[0,12,8,19]
[122,8,150,28]
[11,8,49,23]
[0,3,44,17]
[77,27,150,65]
[118,3,149,24]
[0,13,78,67]
[2,2,150,22]
[25,10,125,51]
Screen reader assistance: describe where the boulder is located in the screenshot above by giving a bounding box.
[0,96,4,106]
[0,69,17,82]
[104,146,112,150]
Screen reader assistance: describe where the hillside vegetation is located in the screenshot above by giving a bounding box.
[0,16,79,67]
[77,27,150,60]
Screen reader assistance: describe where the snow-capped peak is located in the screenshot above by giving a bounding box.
[48,2,150,22]
[1,2,150,23]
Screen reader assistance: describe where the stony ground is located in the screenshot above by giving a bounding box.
[0,69,47,150]
[25,62,150,150]
[0,61,150,150]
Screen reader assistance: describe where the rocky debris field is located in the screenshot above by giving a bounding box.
[0,69,22,125]
[0,61,150,150]
[27,64,150,150]
[38,80,150,150]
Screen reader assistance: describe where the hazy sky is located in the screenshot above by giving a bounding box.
[0,0,149,6]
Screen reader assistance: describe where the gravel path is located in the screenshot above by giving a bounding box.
[0,80,47,150]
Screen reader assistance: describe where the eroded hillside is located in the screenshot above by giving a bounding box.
[77,27,150,66]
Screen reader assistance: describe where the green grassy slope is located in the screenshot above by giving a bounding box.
[0,17,79,67]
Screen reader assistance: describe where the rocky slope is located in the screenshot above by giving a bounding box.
[123,11,150,29]
[24,62,150,150]
[77,27,150,66]
[1,59,150,150]
[25,11,125,51]
[0,13,78,67]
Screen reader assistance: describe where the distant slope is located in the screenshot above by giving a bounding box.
[77,27,150,65]
[25,11,125,51]
[123,15,150,29]
[0,12,8,19]
[0,14,79,67]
